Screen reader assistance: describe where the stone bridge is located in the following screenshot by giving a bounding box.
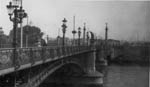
[0,44,123,87]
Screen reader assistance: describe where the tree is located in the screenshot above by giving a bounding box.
[0,27,11,48]
[9,25,44,47]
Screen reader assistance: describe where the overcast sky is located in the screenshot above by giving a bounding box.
[0,0,150,41]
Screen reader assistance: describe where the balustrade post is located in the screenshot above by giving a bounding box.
[14,49,20,69]
[67,47,69,55]
[56,48,58,57]
[63,47,66,56]
[69,47,71,55]
[41,47,46,62]
[48,48,51,58]
[54,48,57,58]
[60,47,62,57]
[73,46,75,53]
[50,49,54,58]
[71,46,73,54]
[29,48,34,65]
[65,47,67,55]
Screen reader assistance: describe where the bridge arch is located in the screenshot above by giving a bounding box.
[50,62,85,77]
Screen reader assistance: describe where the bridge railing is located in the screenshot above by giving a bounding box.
[0,48,14,71]
[0,46,93,75]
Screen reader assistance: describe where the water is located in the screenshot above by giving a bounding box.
[104,64,149,87]
[40,75,103,87]
[40,64,149,87]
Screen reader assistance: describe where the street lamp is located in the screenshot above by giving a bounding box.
[6,1,18,58]
[105,23,108,60]
[72,16,77,46]
[0,27,3,48]
[7,0,27,48]
[83,23,86,45]
[105,22,108,41]
[6,1,19,87]
[72,30,76,46]
[87,31,89,46]
[7,0,27,46]
[57,28,61,46]
[61,18,67,47]
[6,0,27,86]
[78,27,81,46]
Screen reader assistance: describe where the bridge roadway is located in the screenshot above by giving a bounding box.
[0,45,107,87]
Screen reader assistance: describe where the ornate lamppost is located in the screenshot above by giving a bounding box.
[78,27,81,46]
[72,16,77,46]
[105,22,108,41]
[61,18,67,47]
[6,1,19,66]
[7,0,27,56]
[6,0,27,86]
[7,0,27,48]
[83,23,86,45]
[0,27,3,48]
[87,31,89,46]
[72,30,77,46]
[105,23,108,60]
[57,28,61,46]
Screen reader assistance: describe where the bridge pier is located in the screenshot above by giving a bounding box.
[83,49,103,78]
[96,47,108,66]
[85,49,96,73]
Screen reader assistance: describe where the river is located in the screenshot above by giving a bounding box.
[103,64,149,87]
[40,64,149,87]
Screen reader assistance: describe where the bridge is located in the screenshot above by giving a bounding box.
[0,42,123,87]
[0,40,149,87]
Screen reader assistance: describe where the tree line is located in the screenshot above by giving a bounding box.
[0,25,46,48]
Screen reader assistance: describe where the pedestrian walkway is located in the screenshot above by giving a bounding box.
[104,65,149,87]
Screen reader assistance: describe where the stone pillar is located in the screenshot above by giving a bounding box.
[94,45,108,66]
[99,49,105,61]
[110,47,115,59]
[83,49,104,78]
[85,49,96,73]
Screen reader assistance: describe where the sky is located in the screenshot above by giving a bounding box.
[0,0,150,41]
